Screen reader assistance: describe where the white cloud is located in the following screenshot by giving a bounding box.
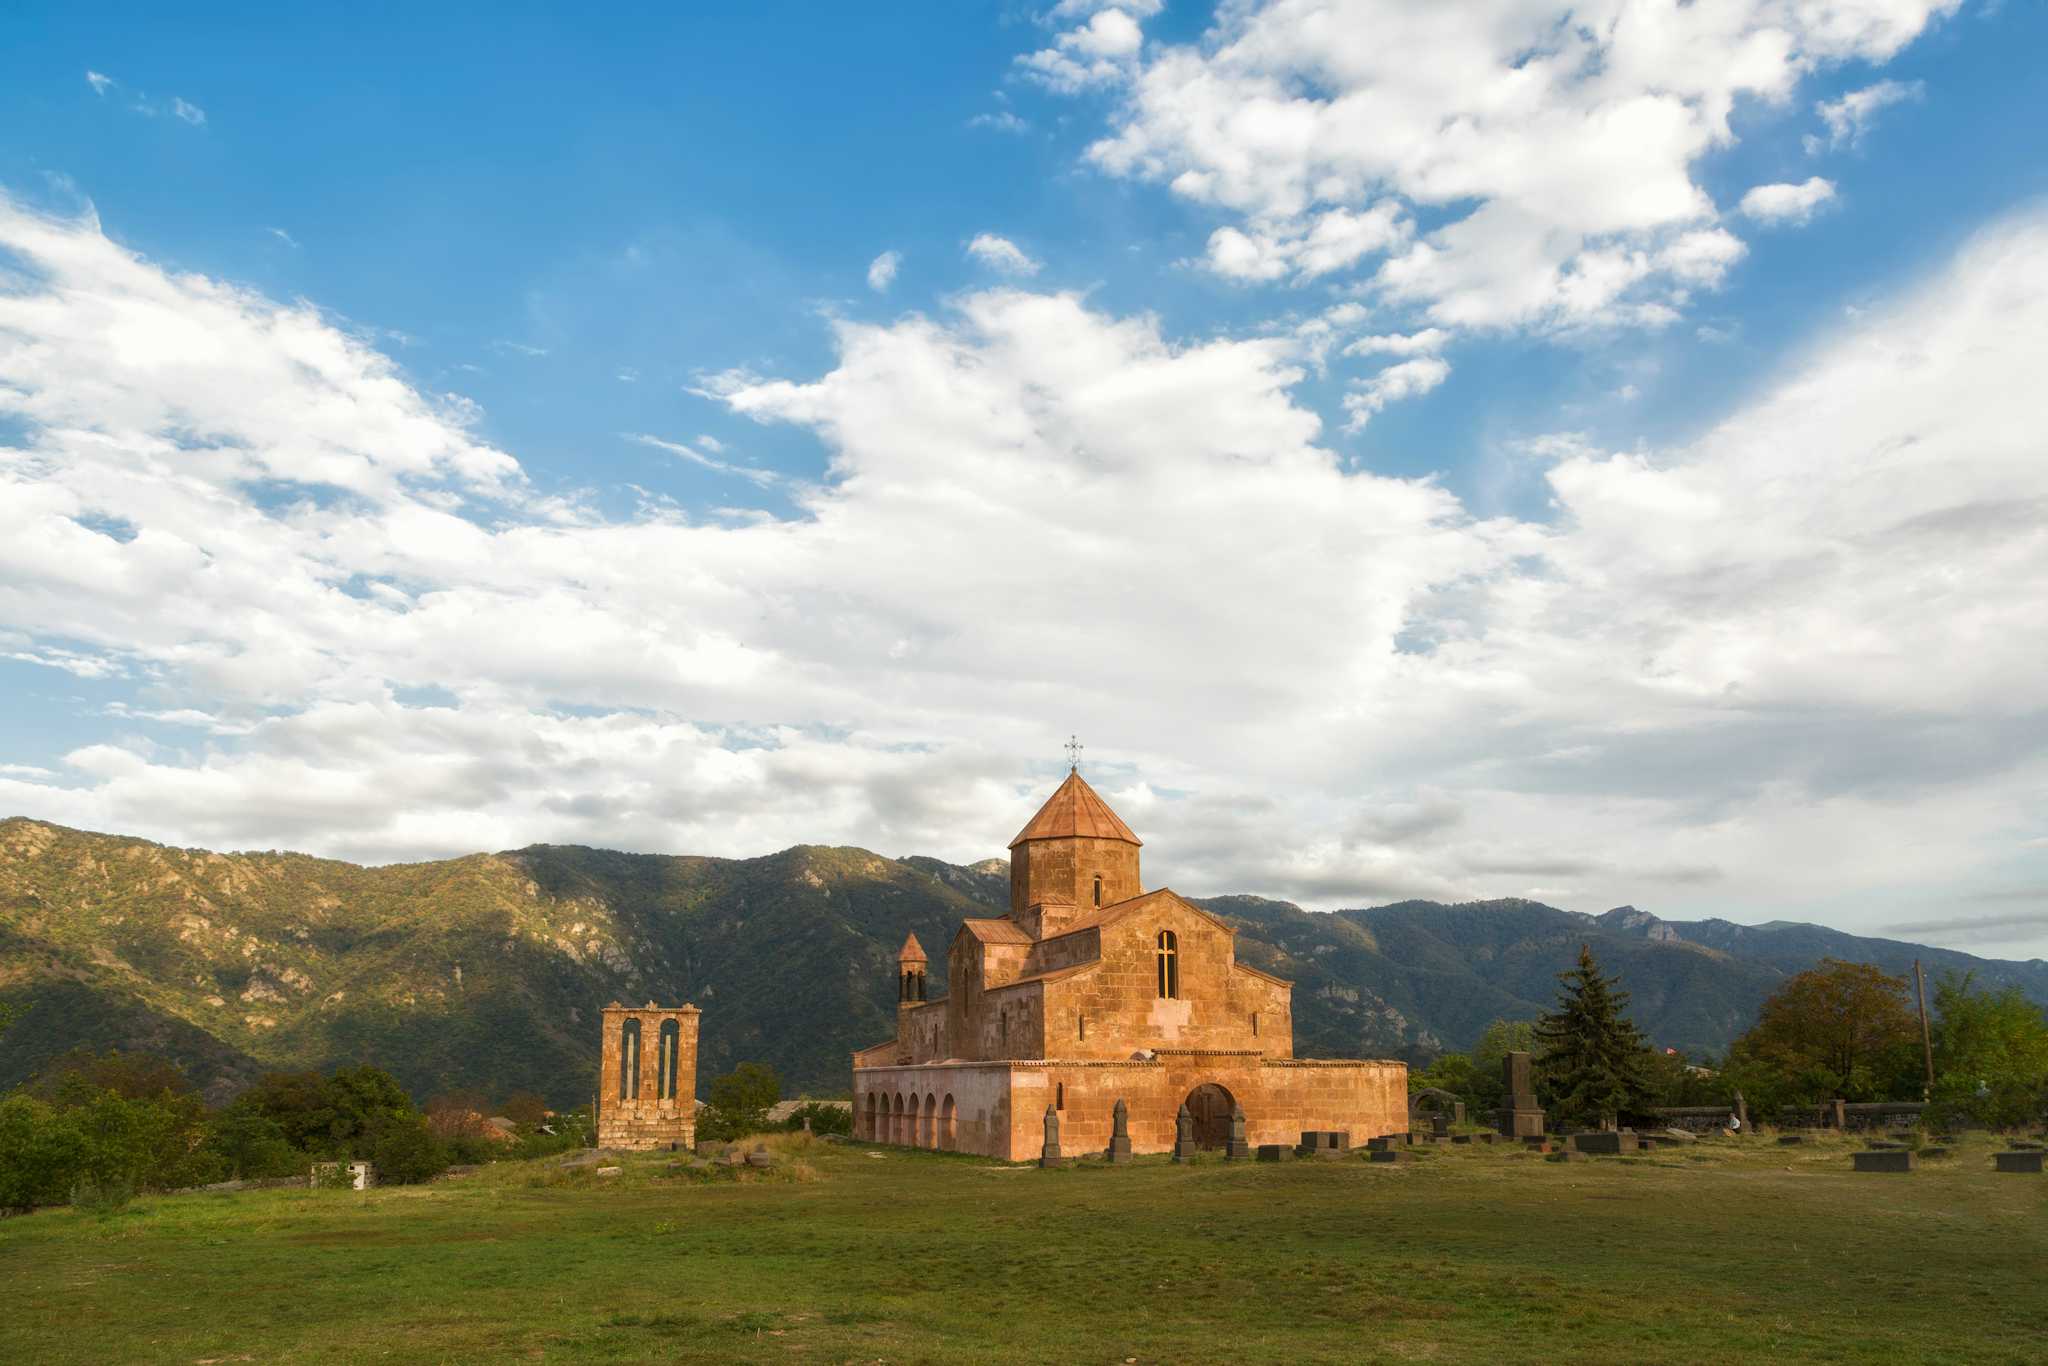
[3,193,2046,952]
[866,249,902,293]
[85,71,114,96]
[969,111,1031,135]
[268,226,299,247]
[1343,355,1451,429]
[626,432,779,487]
[1740,177,1838,226]
[966,233,1041,276]
[1020,7,1147,93]
[491,339,549,357]
[1812,79,1924,151]
[170,97,206,127]
[1342,328,1448,358]
[1070,0,1954,327]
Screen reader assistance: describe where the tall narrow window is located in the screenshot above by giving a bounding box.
[1251,1012,1260,1037]
[658,1018,680,1100]
[619,1018,641,1100]
[1077,1014,1086,1042]
[1093,875,1103,906]
[999,1012,1008,1049]
[1156,930,1179,999]
[1056,1082,1065,1110]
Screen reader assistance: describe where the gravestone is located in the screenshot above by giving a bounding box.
[1994,1151,2045,1173]
[1225,1104,1251,1160]
[1172,1103,1197,1163]
[745,1144,773,1169]
[1255,1143,1294,1162]
[1733,1089,1750,1135]
[1853,1149,1912,1172]
[1039,1104,1064,1169]
[1827,1098,1848,1130]
[1499,1051,1545,1138]
[1431,1112,1450,1139]
[1571,1131,1637,1155]
[1105,1097,1133,1164]
[1451,1134,1473,1145]
[1297,1130,1349,1158]
[1368,1149,1413,1164]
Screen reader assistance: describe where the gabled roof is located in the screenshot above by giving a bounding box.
[1042,886,1237,942]
[957,917,1033,945]
[898,933,928,962]
[1008,768,1142,849]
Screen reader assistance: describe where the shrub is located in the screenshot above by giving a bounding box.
[70,1177,135,1215]
[782,1101,851,1136]
[0,1095,85,1211]
[364,1114,449,1184]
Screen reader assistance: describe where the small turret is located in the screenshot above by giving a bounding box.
[897,934,928,1003]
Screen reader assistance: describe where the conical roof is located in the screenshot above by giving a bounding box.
[897,933,927,962]
[1008,769,1142,849]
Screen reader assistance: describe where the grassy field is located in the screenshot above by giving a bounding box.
[2,1130,2044,1364]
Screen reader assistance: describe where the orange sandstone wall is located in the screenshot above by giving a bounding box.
[1011,837,1141,920]
[597,1005,700,1150]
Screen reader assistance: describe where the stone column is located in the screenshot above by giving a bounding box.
[1733,1090,1749,1134]
[1498,1050,1546,1139]
[1172,1103,1197,1163]
[1106,1098,1132,1164]
[1225,1104,1250,1160]
[1039,1104,1064,1169]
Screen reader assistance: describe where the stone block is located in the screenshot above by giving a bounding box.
[1571,1131,1637,1155]
[1105,1137,1133,1164]
[1995,1151,2045,1174]
[1367,1149,1412,1164]
[1853,1150,1913,1172]
[1255,1143,1294,1162]
[1659,1128,1697,1144]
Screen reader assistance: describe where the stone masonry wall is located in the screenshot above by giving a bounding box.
[597,1003,700,1150]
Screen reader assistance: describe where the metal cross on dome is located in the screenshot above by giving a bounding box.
[1064,735,1083,771]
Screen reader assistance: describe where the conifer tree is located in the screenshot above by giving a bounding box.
[1536,944,1652,1129]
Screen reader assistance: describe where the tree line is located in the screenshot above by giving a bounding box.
[1412,945,2048,1131]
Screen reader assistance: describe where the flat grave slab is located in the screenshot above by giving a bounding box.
[1994,1151,2044,1173]
[1853,1150,1913,1172]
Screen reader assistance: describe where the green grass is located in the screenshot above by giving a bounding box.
[3,1130,2044,1363]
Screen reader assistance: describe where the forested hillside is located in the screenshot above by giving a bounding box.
[4,817,2040,1104]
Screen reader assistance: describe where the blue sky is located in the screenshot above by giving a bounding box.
[2,2,2045,957]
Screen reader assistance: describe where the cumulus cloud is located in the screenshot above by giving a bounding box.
[1065,0,1953,329]
[866,249,901,292]
[1343,356,1451,428]
[966,233,1041,276]
[1740,177,1839,226]
[1811,79,1924,152]
[1019,6,1147,93]
[3,193,2046,953]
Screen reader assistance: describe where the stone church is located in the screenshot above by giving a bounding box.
[852,768,1407,1159]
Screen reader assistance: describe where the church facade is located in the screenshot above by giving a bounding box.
[851,769,1407,1159]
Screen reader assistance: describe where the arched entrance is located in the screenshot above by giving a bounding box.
[922,1093,937,1148]
[1184,1083,1237,1150]
[940,1094,957,1151]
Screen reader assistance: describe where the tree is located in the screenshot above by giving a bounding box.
[1727,959,1917,1104]
[1927,972,2048,1128]
[1535,945,1652,1129]
[697,1061,781,1142]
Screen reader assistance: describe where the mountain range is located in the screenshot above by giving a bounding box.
[3,817,2042,1104]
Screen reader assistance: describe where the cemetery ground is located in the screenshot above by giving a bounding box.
[2,1130,2043,1364]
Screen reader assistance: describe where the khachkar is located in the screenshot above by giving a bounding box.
[850,762,1408,1159]
[1498,1049,1545,1139]
[598,1001,702,1150]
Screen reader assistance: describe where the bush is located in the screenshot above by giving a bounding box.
[364,1114,450,1184]
[0,1095,85,1211]
[782,1101,851,1136]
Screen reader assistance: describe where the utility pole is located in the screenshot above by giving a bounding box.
[1913,959,1935,1099]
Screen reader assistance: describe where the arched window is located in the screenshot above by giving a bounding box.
[1093,875,1103,907]
[618,1018,641,1100]
[1156,930,1179,999]
[658,1018,680,1100]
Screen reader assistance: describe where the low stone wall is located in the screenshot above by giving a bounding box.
[1779,1101,1926,1131]
[1652,1106,1737,1133]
